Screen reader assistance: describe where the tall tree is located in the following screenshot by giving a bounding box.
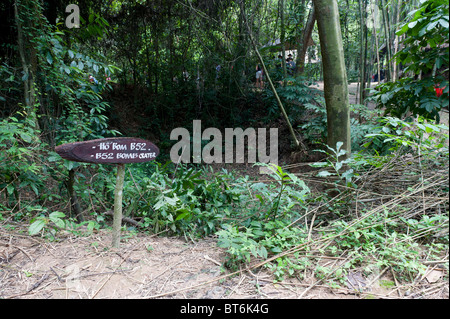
[358,0,368,104]
[380,0,392,81]
[14,0,39,131]
[312,0,351,158]
[280,0,288,86]
[296,4,316,75]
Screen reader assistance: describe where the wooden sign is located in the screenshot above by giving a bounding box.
[55,137,159,164]
[55,137,159,248]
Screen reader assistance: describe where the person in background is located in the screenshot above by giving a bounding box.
[256,64,264,89]
[89,74,98,84]
[286,54,296,75]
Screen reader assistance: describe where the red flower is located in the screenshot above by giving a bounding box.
[434,86,445,98]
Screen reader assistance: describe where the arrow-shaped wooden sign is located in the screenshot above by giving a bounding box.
[55,137,159,164]
[56,137,159,248]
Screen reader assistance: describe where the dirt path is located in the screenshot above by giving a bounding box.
[3,226,443,300]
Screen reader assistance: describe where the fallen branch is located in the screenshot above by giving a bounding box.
[104,210,142,228]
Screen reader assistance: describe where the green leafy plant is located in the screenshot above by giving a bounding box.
[255,163,310,221]
[29,211,66,236]
[216,164,310,278]
[300,103,379,149]
[370,77,448,122]
[364,116,449,157]
[299,102,328,144]
[0,109,46,206]
[371,0,449,121]
[217,219,308,278]
[311,142,357,188]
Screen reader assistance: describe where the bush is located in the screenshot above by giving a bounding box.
[0,109,46,207]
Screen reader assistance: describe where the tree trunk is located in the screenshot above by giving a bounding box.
[380,0,392,81]
[392,0,402,81]
[280,0,288,85]
[371,1,381,84]
[112,164,125,248]
[359,0,368,104]
[297,5,316,75]
[312,0,351,158]
[14,0,39,131]
[67,168,84,222]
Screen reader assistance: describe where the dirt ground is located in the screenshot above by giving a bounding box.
[1,226,447,300]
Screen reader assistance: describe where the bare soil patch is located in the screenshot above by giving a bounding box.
[1,226,447,299]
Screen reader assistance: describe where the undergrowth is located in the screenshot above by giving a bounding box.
[0,113,448,294]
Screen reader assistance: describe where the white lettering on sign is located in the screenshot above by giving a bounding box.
[95,153,114,159]
[92,152,156,160]
[99,142,111,150]
[116,153,138,159]
[130,143,147,151]
[139,152,156,159]
[112,143,127,151]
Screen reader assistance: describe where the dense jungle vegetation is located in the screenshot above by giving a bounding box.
[0,0,448,297]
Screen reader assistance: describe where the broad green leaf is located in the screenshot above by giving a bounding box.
[46,52,53,65]
[258,246,268,259]
[30,183,39,196]
[317,171,333,177]
[49,211,65,219]
[19,132,32,143]
[426,21,438,31]
[6,184,15,195]
[342,169,354,180]
[438,19,449,28]
[424,123,439,133]
[29,219,46,236]
[175,210,190,220]
[255,194,264,204]
[64,65,70,74]
[310,162,329,168]
[397,23,409,35]
[408,21,418,29]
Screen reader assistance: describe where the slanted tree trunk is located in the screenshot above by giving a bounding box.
[312,0,351,158]
[297,5,316,75]
[241,0,302,151]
